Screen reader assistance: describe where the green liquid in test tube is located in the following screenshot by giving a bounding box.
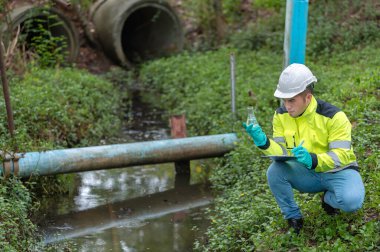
[246,106,258,126]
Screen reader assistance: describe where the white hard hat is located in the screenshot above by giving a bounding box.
[274,63,317,98]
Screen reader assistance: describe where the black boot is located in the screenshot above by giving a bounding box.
[322,191,340,216]
[287,218,303,234]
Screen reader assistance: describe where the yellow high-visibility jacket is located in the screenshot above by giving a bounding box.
[260,96,358,172]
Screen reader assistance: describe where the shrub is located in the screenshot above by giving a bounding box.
[139,47,282,137]
[0,67,122,151]
[0,67,124,249]
[20,9,68,68]
[137,41,380,251]
[307,0,380,58]
[0,177,39,251]
[194,0,380,58]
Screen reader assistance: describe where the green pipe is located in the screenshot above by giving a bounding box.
[1,133,238,178]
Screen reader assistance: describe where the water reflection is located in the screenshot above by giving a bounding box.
[68,207,210,252]
[39,162,212,251]
[73,165,175,212]
[43,182,211,242]
[38,89,212,250]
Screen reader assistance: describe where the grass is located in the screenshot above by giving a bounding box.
[137,41,380,251]
[0,0,378,249]
[0,66,123,250]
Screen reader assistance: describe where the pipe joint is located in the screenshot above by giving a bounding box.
[1,152,22,177]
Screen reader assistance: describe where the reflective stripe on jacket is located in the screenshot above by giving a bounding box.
[261,96,358,172]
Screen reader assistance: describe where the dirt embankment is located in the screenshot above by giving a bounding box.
[5,0,244,73]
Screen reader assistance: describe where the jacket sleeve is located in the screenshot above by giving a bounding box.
[259,111,291,156]
[314,111,357,172]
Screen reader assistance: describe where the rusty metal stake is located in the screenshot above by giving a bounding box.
[230,53,236,121]
[0,37,15,137]
[170,114,190,175]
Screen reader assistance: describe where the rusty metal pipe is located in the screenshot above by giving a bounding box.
[0,133,238,178]
[0,36,15,137]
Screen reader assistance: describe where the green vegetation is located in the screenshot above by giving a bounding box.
[21,10,68,68]
[184,0,379,58]
[0,177,39,251]
[0,67,123,250]
[138,3,380,248]
[0,1,123,250]
[0,0,378,250]
[1,67,121,151]
[138,40,380,251]
[307,1,380,58]
[136,3,379,250]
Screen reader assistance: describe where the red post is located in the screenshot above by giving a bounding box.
[169,114,190,175]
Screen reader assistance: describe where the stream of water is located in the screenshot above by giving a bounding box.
[37,91,213,251]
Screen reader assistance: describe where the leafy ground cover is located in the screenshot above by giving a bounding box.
[0,177,39,251]
[0,67,122,151]
[0,1,378,250]
[0,67,123,250]
[137,41,380,251]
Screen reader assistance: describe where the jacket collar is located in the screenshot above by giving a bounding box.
[297,96,317,119]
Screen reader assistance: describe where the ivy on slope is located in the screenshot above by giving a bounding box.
[138,42,380,251]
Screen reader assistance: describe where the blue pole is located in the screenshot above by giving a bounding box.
[284,0,309,67]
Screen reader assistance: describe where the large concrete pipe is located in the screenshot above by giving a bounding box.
[90,0,183,66]
[2,3,79,62]
[0,133,238,178]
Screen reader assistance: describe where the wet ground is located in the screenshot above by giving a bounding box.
[37,90,213,251]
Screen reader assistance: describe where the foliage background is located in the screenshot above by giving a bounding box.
[0,0,379,250]
[138,39,380,252]
[135,0,380,249]
[0,67,123,250]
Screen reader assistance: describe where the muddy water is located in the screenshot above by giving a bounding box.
[38,91,213,251]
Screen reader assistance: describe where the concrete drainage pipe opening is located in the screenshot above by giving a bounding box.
[2,4,79,64]
[91,0,183,66]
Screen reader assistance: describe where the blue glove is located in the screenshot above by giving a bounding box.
[291,145,312,169]
[243,122,267,147]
